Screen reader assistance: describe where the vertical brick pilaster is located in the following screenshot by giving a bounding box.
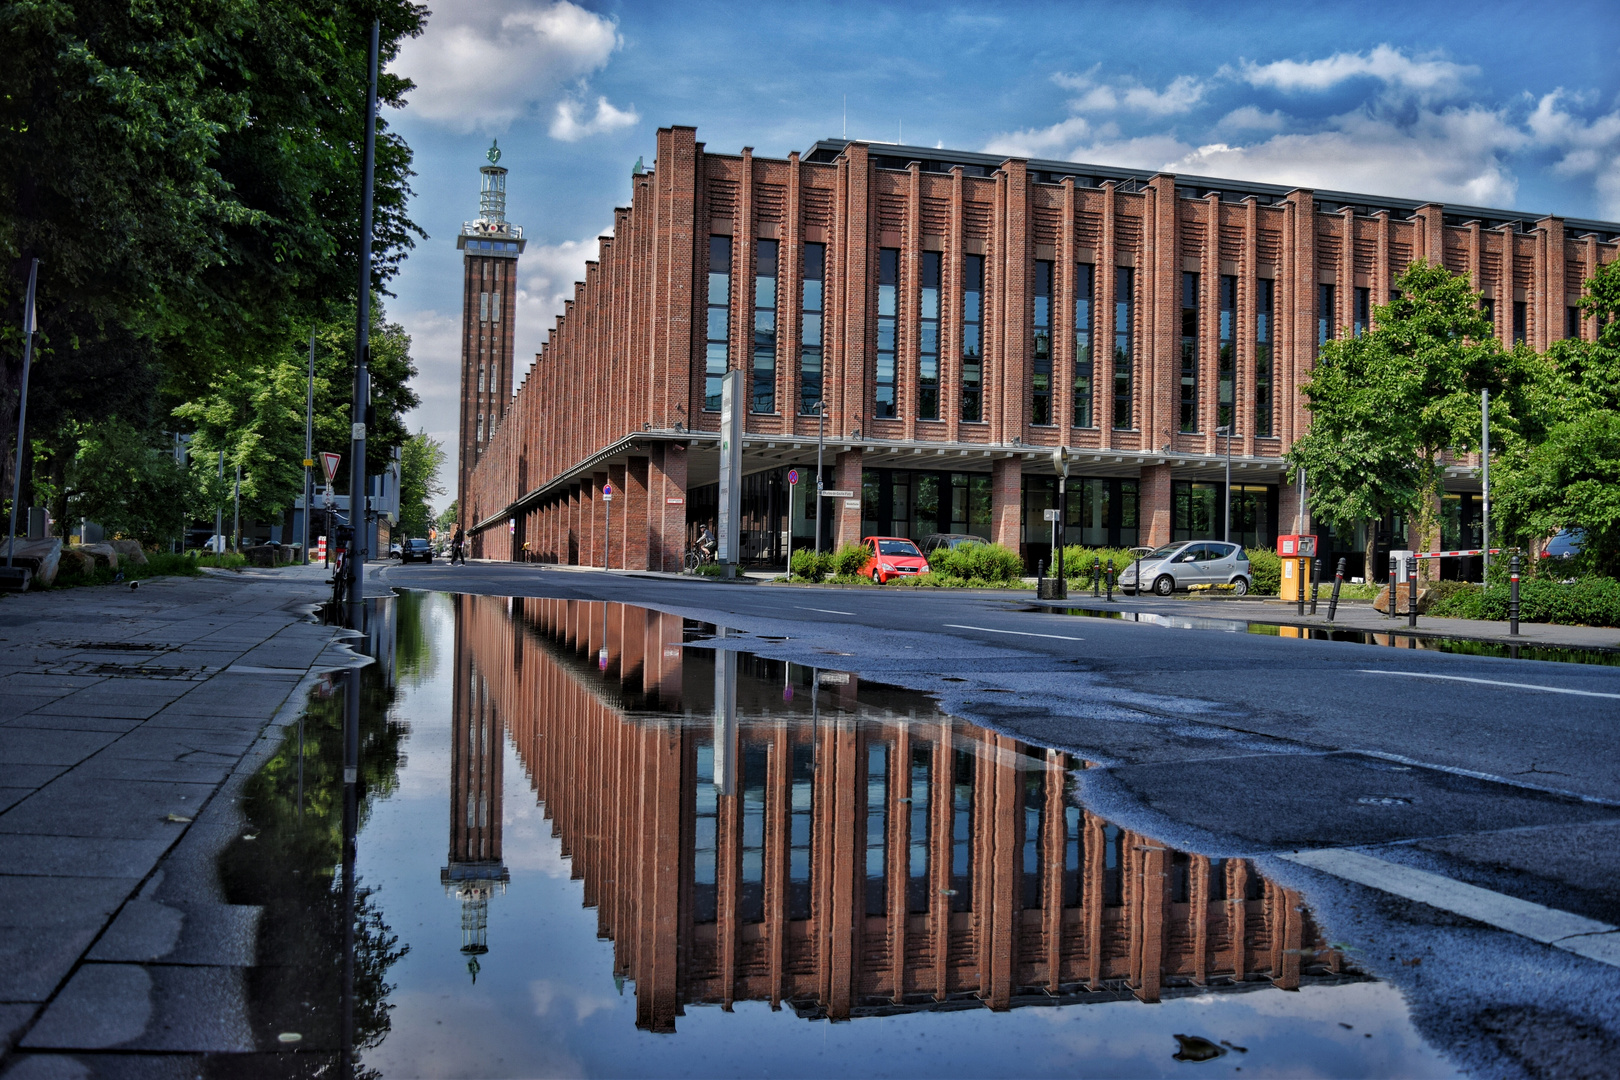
[1099,181,1117,451]
[1148,174,1179,452]
[626,455,651,570]
[990,455,1021,553]
[606,462,628,569]
[946,166,965,442]
[650,443,689,571]
[999,159,1030,443]
[833,448,863,547]
[903,160,922,441]
[1139,462,1173,549]
[838,144,872,438]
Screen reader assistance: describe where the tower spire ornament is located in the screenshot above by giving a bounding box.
[487,139,501,165]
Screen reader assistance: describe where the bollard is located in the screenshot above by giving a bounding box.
[1106,559,1114,602]
[1326,558,1346,622]
[1509,553,1520,635]
[1407,556,1419,629]
[1037,558,1045,592]
[1134,555,1143,599]
[1387,554,1398,619]
[1091,556,1100,598]
[1297,557,1306,618]
[1309,557,1321,615]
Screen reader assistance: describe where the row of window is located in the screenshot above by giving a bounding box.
[704,238,1295,437]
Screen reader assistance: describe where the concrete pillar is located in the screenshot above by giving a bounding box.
[834,448,863,547]
[625,456,651,570]
[990,456,1022,553]
[649,443,688,572]
[1140,463,1173,548]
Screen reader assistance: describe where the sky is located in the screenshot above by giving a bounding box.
[384,0,1620,513]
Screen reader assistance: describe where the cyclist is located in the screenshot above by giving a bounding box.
[696,521,716,564]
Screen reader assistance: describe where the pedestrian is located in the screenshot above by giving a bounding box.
[451,523,466,565]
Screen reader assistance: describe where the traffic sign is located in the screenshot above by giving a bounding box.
[787,469,799,485]
[602,481,614,503]
[1043,508,1061,522]
[321,452,341,483]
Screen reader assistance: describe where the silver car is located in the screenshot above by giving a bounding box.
[1119,541,1251,596]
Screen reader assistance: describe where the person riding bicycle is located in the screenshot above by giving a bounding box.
[696,522,716,563]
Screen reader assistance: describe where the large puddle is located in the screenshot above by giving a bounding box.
[220,591,1459,1077]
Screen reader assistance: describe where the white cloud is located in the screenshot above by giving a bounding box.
[1239,45,1476,98]
[529,979,621,1023]
[393,1,632,135]
[1216,105,1288,134]
[983,116,1095,158]
[1053,68,1206,116]
[1525,90,1620,217]
[550,96,639,141]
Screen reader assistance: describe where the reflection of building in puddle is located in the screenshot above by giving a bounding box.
[460,595,1356,1031]
[443,594,509,978]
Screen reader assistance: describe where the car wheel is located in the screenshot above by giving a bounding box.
[1153,574,1175,597]
[1231,576,1249,596]
[872,568,883,584]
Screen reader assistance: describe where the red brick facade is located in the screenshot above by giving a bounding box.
[464,127,1619,568]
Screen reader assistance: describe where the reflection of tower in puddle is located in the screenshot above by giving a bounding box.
[442,596,509,978]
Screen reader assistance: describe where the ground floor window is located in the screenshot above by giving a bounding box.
[860,469,993,543]
[1020,476,1139,574]
[1173,481,1277,548]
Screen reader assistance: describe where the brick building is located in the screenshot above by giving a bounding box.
[463,126,1619,576]
[458,593,1353,1029]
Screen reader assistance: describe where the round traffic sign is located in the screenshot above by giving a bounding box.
[603,482,613,496]
[787,469,799,485]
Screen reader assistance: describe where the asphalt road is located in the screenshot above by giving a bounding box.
[379,560,1620,1079]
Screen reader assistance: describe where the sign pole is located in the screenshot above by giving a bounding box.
[6,258,39,572]
[303,331,315,564]
[718,371,742,579]
[786,469,799,573]
[602,482,613,570]
[346,19,379,609]
[814,402,825,556]
[1481,389,1491,584]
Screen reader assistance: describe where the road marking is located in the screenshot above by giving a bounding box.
[1281,848,1620,968]
[797,606,857,616]
[943,624,1083,642]
[1359,669,1620,699]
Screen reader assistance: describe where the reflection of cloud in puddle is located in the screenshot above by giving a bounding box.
[500,774,575,878]
[530,978,622,1024]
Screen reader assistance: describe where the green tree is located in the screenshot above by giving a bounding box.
[435,500,458,537]
[63,419,197,546]
[1492,259,1620,576]
[1287,261,1505,574]
[397,431,445,538]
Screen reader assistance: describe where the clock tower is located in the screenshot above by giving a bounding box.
[455,141,525,518]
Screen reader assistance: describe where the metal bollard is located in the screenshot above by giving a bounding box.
[1297,557,1306,618]
[1387,554,1398,619]
[1309,557,1321,616]
[1106,559,1114,602]
[1509,553,1520,635]
[1037,558,1045,592]
[1134,555,1143,599]
[1091,556,1100,597]
[1326,558,1346,622]
[1407,556,1419,629]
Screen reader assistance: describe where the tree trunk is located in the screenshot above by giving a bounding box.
[1365,519,1380,583]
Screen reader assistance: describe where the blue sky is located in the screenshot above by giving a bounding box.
[386,1,1620,509]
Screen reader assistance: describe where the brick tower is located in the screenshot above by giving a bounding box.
[456,140,525,519]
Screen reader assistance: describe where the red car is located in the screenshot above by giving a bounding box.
[861,536,930,583]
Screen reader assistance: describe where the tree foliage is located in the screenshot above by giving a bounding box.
[397,430,445,538]
[1287,261,1507,562]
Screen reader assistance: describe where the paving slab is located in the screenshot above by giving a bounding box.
[0,776,217,841]
[0,875,139,1001]
[0,835,174,880]
[0,729,119,767]
[88,899,259,967]
[0,715,146,734]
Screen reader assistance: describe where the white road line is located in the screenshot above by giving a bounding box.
[797,606,857,616]
[943,624,1083,642]
[1359,669,1620,699]
[1281,848,1620,968]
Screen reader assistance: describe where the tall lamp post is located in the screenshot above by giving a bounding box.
[4,258,39,581]
[1051,446,1068,598]
[1218,424,1233,543]
[812,400,826,556]
[345,19,380,608]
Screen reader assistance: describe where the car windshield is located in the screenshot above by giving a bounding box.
[406,539,429,549]
[1143,544,1184,561]
[878,540,922,556]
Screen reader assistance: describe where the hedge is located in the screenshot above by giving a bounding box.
[1426,576,1620,627]
[929,542,1024,584]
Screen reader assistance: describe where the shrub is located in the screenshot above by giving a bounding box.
[890,572,970,588]
[831,542,869,578]
[1059,547,1141,582]
[1424,579,1481,618]
[936,542,1023,584]
[1244,548,1281,595]
[1425,576,1620,626]
[789,548,832,582]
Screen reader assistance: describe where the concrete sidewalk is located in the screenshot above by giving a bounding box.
[0,563,373,1069]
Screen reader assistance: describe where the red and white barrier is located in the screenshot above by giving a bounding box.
[1414,548,1502,559]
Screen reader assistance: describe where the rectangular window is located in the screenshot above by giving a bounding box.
[799,243,825,415]
[1217,276,1235,433]
[1073,263,1094,428]
[1180,272,1199,433]
[706,237,731,411]
[1483,297,1496,335]
[1022,770,1044,909]
[918,252,941,420]
[479,291,489,322]
[1318,283,1335,347]
[1255,278,1273,438]
[739,743,768,923]
[1102,823,1123,907]
[1354,286,1371,336]
[752,239,778,413]
[875,249,898,419]
[788,741,814,920]
[1172,480,1221,541]
[1062,804,1083,908]
[1513,301,1527,345]
[962,255,985,423]
[865,742,889,916]
[907,745,931,913]
[693,743,718,923]
[1032,261,1053,425]
[478,366,485,394]
[491,292,501,323]
[950,748,974,912]
[1567,305,1581,340]
[1113,267,1134,429]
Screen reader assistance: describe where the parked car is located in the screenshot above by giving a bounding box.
[401,537,434,564]
[1119,541,1251,596]
[920,532,986,555]
[389,543,402,559]
[861,536,930,583]
[1540,528,1585,561]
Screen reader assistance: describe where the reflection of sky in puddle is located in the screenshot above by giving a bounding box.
[346,593,1458,1078]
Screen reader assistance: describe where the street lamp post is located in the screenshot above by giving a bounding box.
[1051,446,1068,598]
[1218,424,1233,544]
[813,400,826,556]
